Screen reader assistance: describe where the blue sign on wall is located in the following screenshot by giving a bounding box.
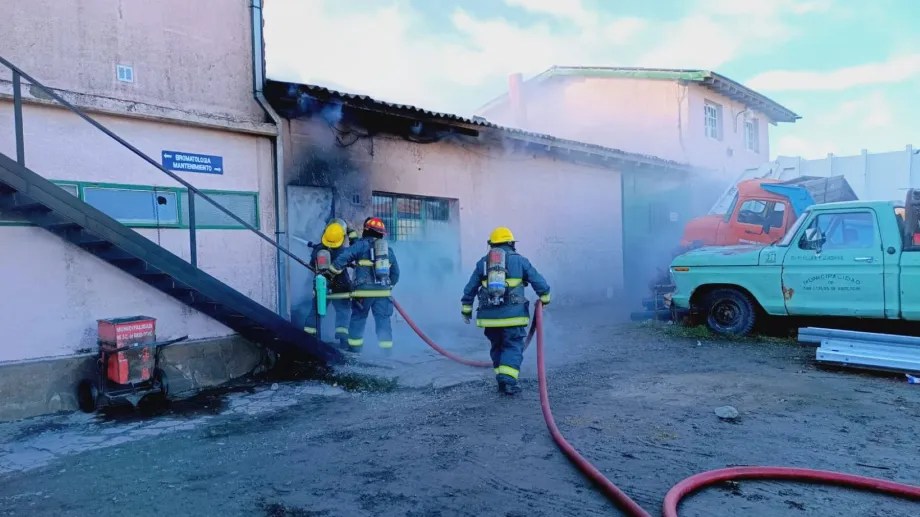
[161,150,224,175]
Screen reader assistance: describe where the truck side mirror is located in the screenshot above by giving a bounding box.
[762,221,771,235]
[800,228,825,250]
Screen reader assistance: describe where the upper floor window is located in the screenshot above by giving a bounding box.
[116,64,134,83]
[745,118,760,153]
[704,101,723,141]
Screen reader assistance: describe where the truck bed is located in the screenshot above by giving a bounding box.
[778,175,859,204]
[761,175,858,215]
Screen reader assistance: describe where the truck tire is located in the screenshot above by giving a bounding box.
[703,288,756,336]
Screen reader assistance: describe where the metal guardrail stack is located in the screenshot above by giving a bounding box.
[799,327,920,374]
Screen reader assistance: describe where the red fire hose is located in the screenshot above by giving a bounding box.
[392,299,491,368]
[392,298,920,516]
[391,299,536,368]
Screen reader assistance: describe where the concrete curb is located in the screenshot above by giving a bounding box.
[0,335,268,423]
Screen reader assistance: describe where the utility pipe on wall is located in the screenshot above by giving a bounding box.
[251,0,290,320]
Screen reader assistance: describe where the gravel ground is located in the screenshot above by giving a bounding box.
[1,308,919,517]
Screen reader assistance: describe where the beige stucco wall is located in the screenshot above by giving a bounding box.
[479,77,771,175]
[284,118,623,320]
[683,83,771,172]
[0,102,278,362]
[0,0,264,127]
[0,0,281,362]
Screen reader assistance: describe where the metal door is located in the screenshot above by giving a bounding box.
[287,186,334,328]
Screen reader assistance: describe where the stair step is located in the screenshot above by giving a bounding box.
[168,290,201,305]
[78,240,113,250]
[137,270,169,278]
[161,281,195,292]
[39,219,80,231]
[191,300,222,312]
[6,201,51,214]
[110,255,142,264]
[96,248,135,261]
[119,261,158,276]
[0,184,15,195]
[188,300,246,320]
[72,230,111,247]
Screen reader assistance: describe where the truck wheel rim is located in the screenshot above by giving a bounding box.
[712,301,740,328]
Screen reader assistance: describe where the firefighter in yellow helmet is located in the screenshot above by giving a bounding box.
[304,220,353,347]
[461,227,551,395]
[328,217,359,245]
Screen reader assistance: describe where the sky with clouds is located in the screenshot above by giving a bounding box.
[264,0,920,160]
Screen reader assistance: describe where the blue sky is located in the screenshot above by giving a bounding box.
[265,0,920,159]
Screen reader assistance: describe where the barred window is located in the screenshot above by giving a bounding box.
[372,192,452,241]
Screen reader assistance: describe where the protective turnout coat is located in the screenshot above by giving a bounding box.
[461,244,550,327]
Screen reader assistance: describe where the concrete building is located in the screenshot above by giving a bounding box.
[0,2,764,422]
[0,0,284,420]
[477,66,801,174]
[263,82,698,330]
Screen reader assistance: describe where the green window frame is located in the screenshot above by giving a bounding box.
[179,190,261,230]
[372,192,452,241]
[82,184,182,227]
[0,181,259,230]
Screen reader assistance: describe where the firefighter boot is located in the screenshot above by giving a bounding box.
[497,374,520,395]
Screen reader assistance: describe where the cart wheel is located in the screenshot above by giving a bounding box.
[263,349,278,372]
[154,368,169,398]
[77,380,98,413]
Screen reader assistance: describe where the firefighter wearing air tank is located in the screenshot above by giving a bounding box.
[329,217,400,352]
[461,227,551,395]
[305,219,353,346]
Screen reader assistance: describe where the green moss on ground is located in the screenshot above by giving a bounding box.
[319,371,400,393]
[635,319,794,345]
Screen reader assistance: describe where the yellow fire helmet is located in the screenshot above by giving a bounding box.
[321,222,346,248]
[488,226,515,245]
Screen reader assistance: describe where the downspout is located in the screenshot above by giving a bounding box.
[251,0,290,320]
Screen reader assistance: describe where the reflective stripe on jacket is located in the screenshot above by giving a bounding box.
[331,237,400,297]
[460,245,550,327]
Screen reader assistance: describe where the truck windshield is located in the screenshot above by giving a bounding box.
[777,210,809,247]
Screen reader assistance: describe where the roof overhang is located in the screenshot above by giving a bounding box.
[265,80,701,174]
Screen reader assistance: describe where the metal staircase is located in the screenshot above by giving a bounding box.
[0,57,342,365]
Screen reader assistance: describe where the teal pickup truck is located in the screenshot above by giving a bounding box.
[669,191,920,336]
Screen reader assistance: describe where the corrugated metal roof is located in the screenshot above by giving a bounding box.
[478,66,801,124]
[267,80,697,172]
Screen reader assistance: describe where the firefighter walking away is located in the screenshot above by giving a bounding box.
[461,227,550,395]
[330,217,400,353]
[305,219,353,347]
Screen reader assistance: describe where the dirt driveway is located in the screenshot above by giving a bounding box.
[1,306,919,516]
